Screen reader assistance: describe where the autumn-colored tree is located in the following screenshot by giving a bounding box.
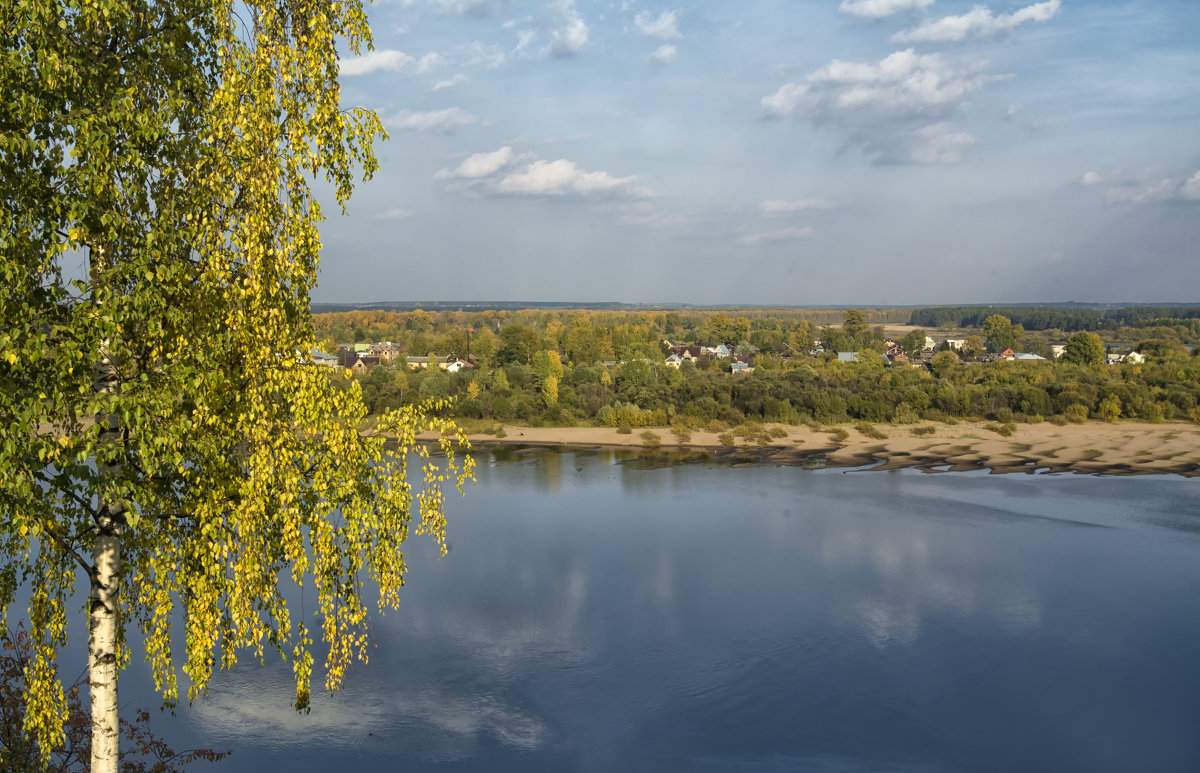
[1,2,471,772]
[532,350,564,407]
[1063,331,1105,366]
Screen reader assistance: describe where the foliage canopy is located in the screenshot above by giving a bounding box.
[1,0,471,765]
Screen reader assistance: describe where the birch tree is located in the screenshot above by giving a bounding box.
[0,2,472,771]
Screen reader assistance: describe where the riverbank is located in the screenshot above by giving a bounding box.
[448,421,1200,476]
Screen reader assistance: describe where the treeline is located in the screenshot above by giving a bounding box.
[347,352,1200,429]
[910,305,1200,333]
[311,307,907,359]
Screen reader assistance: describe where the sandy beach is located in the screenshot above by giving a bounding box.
[454,421,1200,476]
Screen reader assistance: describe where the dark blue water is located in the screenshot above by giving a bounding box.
[115,451,1200,771]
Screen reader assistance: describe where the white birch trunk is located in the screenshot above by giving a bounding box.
[90,333,123,773]
[89,513,121,773]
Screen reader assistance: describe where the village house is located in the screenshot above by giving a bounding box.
[406,354,454,370]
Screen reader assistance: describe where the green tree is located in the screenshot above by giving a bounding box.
[496,324,540,365]
[787,321,813,355]
[843,309,869,343]
[1,2,472,770]
[961,335,986,360]
[1063,331,1105,366]
[703,313,750,347]
[899,329,928,356]
[930,350,960,378]
[491,367,511,394]
[982,315,1022,352]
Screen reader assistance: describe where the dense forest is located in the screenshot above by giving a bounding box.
[311,307,1200,430]
[909,305,1200,333]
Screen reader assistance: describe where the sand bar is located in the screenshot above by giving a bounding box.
[439,421,1200,476]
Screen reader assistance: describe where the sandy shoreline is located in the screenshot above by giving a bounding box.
[445,421,1200,476]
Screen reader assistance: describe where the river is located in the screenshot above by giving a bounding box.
[113,449,1200,771]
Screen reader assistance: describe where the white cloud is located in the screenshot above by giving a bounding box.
[1093,169,1200,204]
[495,159,642,196]
[761,49,995,164]
[339,50,413,76]
[436,146,517,179]
[436,147,650,198]
[648,44,677,65]
[1180,171,1200,200]
[892,1,1061,44]
[839,0,934,18]
[741,226,815,245]
[384,107,479,132]
[375,208,414,220]
[760,199,836,214]
[762,51,993,118]
[415,52,446,73]
[634,9,682,39]
[548,1,589,57]
[430,73,469,92]
[514,28,538,55]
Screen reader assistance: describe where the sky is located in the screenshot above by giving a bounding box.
[314,0,1200,306]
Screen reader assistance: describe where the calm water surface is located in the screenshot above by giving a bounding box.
[123,450,1200,772]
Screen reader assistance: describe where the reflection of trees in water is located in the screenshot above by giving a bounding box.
[532,447,563,492]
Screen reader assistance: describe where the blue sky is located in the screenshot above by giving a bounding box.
[315,0,1200,305]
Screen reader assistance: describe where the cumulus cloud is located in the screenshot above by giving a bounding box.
[495,159,641,195]
[339,49,413,76]
[436,147,651,198]
[634,9,682,39]
[1088,169,1200,204]
[761,49,996,164]
[892,0,1061,44]
[839,0,934,18]
[436,146,517,179]
[760,199,836,214]
[384,107,479,132]
[548,1,588,57]
[648,44,677,65]
[375,208,414,220]
[741,226,815,245]
[430,73,469,92]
